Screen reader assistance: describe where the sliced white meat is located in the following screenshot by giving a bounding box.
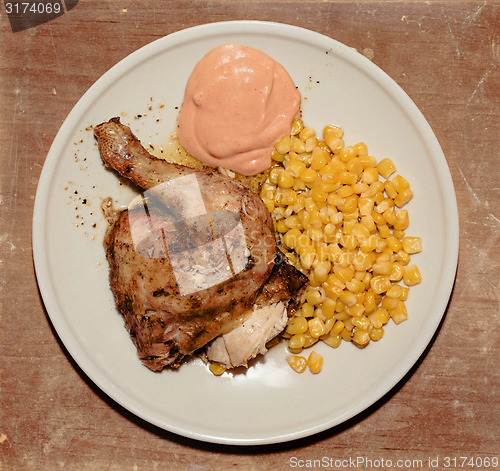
[206,302,288,368]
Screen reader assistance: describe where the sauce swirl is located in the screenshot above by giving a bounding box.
[177,44,300,176]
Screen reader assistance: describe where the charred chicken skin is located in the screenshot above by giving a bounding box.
[94,118,307,371]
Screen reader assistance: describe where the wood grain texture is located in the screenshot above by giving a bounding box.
[0,1,498,470]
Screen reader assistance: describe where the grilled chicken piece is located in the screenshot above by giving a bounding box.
[94,118,307,371]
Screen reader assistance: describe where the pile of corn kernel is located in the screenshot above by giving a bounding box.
[260,119,422,374]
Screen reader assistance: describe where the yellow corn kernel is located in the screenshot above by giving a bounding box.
[274,135,291,154]
[352,182,370,195]
[323,124,343,139]
[346,277,365,293]
[291,119,303,135]
[400,286,409,301]
[323,126,344,151]
[370,275,392,294]
[402,236,422,254]
[346,303,365,317]
[394,188,413,207]
[305,136,319,152]
[286,355,307,373]
[321,297,337,318]
[364,290,377,314]
[209,363,227,376]
[312,260,330,283]
[330,320,345,336]
[296,209,309,229]
[340,328,352,341]
[358,197,375,216]
[390,301,408,324]
[387,235,404,253]
[337,185,354,199]
[339,195,359,214]
[323,317,335,334]
[307,350,323,374]
[300,167,318,184]
[317,180,339,194]
[377,158,396,179]
[371,210,385,226]
[372,260,393,276]
[319,164,340,180]
[305,287,324,306]
[375,237,388,253]
[289,333,306,350]
[394,209,409,231]
[286,157,306,178]
[381,295,400,311]
[392,174,410,192]
[354,142,368,156]
[368,307,390,328]
[324,282,343,300]
[351,315,370,330]
[338,146,356,163]
[263,199,275,213]
[286,316,308,335]
[304,197,318,214]
[359,234,378,253]
[339,171,358,185]
[370,327,384,341]
[376,248,392,262]
[403,264,422,286]
[308,317,326,338]
[278,171,294,188]
[377,224,391,239]
[362,167,379,184]
[382,206,397,226]
[395,249,410,265]
[299,126,316,141]
[271,149,285,162]
[393,229,406,240]
[324,334,342,348]
[347,157,364,175]
[352,220,371,240]
[302,302,315,318]
[281,189,298,206]
[303,332,319,348]
[275,219,288,233]
[307,226,324,242]
[311,187,328,203]
[290,135,306,153]
[299,245,316,270]
[334,265,355,283]
[310,147,330,170]
[384,180,398,199]
[355,291,366,304]
[283,228,301,249]
[339,290,357,306]
[386,284,403,299]
[358,155,377,168]
[316,244,331,262]
[389,262,404,282]
[352,328,370,348]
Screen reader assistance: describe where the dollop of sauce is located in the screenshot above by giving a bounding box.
[177,43,300,176]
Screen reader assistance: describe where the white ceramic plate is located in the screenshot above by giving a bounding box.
[33,21,459,445]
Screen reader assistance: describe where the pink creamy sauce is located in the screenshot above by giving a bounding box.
[177,43,301,176]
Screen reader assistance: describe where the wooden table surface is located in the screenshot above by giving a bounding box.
[1,1,498,470]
